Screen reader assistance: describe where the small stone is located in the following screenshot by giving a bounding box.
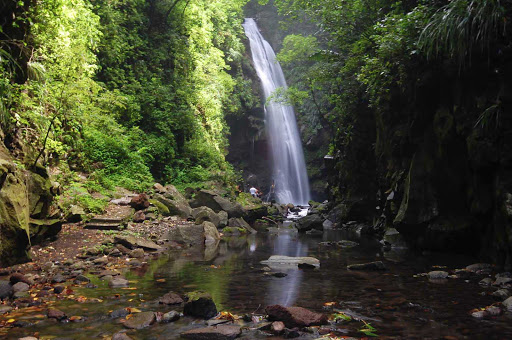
[266,305,328,328]
[162,310,180,323]
[112,332,134,340]
[471,310,487,319]
[110,308,130,318]
[47,308,67,320]
[479,278,493,286]
[347,261,386,271]
[181,325,241,340]
[130,193,150,210]
[109,277,129,288]
[9,273,32,285]
[133,211,146,223]
[272,272,288,278]
[51,274,66,283]
[129,248,145,259]
[271,321,285,334]
[74,275,91,284]
[12,282,29,293]
[0,280,13,299]
[492,289,510,299]
[428,271,449,279]
[183,291,218,319]
[159,292,184,305]
[54,286,65,294]
[93,256,109,265]
[493,277,512,287]
[466,263,492,273]
[502,296,512,311]
[123,311,155,329]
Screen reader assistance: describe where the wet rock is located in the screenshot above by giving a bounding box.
[383,228,408,249]
[338,240,359,248]
[492,289,510,299]
[306,229,323,236]
[133,211,146,223]
[12,282,29,293]
[283,328,301,338]
[479,278,493,286]
[154,194,192,218]
[51,273,67,284]
[110,308,130,319]
[203,221,220,244]
[114,235,161,251]
[466,263,492,273]
[181,325,241,340]
[183,291,218,319]
[322,219,334,229]
[109,277,129,288]
[271,272,288,278]
[193,206,221,227]
[123,311,156,329]
[296,214,323,232]
[162,310,180,323]
[503,296,512,311]
[271,321,285,334]
[0,280,13,299]
[428,271,449,279]
[130,194,150,210]
[486,305,502,316]
[10,273,31,285]
[218,211,228,228]
[497,272,512,278]
[347,261,386,271]
[112,332,134,340]
[159,292,184,305]
[266,305,328,328]
[261,256,320,269]
[228,217,256,234]
[493,277,512,287]
[166,224,205,246]
[74,275,90,284]
[47,308,67,320]
[54,286,65,294]
[129,248,145,259]
[471,310,487,319]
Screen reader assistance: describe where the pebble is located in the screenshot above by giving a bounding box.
[162,310,180,323]
[479,278,492,286]
[428,271,449,279]
[12,282,30,293]
[74,275,91,284]
[93,256,109,265]
[51,274,66,283]
[123,311,156,329]
[109,277,129,288]
[493,277,512,287]
[54,286,65,294]
[492,289,510,299]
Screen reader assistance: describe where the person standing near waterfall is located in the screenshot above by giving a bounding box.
[250,186,258,198]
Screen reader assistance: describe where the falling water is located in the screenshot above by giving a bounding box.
[243,18,311,205]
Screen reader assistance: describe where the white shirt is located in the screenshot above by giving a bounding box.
[249,187,257,195]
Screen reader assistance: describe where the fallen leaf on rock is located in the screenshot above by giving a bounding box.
[324,302,336,307]
[127,307,141,313]
[6,319,15,323]
[156,279,166,283]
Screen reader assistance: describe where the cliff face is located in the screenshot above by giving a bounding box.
[333,49,512,267]
[0,138,61,267]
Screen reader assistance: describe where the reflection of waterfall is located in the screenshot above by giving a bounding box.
[243,18,311,205]
[265,233,307,306]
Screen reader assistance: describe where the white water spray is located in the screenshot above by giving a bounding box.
[243,18,311,205]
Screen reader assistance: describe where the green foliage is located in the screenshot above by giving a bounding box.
[418,0,506,66]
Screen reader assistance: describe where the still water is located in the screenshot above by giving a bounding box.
[4,228,512,339]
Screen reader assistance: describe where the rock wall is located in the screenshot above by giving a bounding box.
[0,141,61,267]
[331,50,512,267]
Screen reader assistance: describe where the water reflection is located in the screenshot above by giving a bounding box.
[265,230,308,306]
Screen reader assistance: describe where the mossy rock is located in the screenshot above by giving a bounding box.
[150,199,170,216]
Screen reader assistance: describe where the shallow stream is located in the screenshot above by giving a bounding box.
[3,227,512,339]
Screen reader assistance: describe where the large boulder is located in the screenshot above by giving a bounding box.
[296,214,323,232]
[193,206,221,227]
[0,142,59,267]
[265,305,328,328]
[228,217,256,234]
[154,194,192,218]
[244,205,268,223]
[202,221,220,244]
[166,224,205,246]
[183,291,217,319]
[190,190,245,218]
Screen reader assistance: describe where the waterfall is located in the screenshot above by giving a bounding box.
[243,18,311,205]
